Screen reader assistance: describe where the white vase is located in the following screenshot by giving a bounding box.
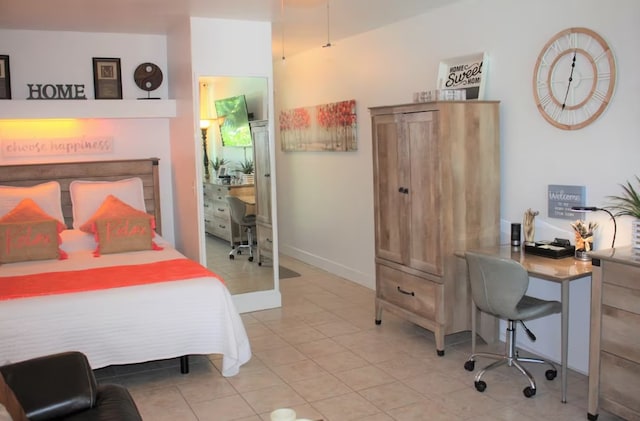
[633,219,640,249]
[242,174,254,185]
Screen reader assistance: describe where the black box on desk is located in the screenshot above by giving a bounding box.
[524,242,575,259]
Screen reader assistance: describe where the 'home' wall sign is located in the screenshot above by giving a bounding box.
[26,83,87,100]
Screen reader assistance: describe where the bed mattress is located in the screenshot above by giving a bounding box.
[0,231,251,377]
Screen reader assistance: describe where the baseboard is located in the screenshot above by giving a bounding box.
[279,244,375,290]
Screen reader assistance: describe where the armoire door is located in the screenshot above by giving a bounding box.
[404,111,442,276]
[372,113,407,265]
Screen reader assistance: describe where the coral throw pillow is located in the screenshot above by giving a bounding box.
[94,216,156,255]
[0,199,67,264]
[81,195,162,256]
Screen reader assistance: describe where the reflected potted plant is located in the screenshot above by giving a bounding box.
[210,157,228,178]
[238,159,254,185]
[607,175,640,249]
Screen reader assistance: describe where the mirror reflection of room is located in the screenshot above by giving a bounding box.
[199,76,274,296]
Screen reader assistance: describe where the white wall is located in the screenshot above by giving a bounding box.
[274,0,640,373]
[0,29,175,244]
[190,18,281,312]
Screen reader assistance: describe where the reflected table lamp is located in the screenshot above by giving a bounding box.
[571,206,617,248]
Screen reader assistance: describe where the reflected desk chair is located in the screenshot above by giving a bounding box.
[226,196,256,262]
[464,251,561,398]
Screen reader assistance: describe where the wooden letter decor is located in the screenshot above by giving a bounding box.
[26,83,87,100]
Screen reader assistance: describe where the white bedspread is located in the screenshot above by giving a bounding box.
[0,231,251,377]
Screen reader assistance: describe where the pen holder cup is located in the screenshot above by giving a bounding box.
[574,243,592,261]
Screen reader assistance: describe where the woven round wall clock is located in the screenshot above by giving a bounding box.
[532,27,616,130]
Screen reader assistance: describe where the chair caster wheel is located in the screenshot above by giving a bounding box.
[258,262,262,266]
[437,350,444,356]
[248,256,254,262]
[237,250,242,255]
[523,386,536,398]
[229,255,234,260]
[464,360,475,371]
[474,380,486,392]
[375,319,381,325]
[545,369,557,380]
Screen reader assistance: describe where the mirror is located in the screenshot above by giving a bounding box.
[199,76,275,297]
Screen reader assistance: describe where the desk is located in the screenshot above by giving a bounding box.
[238,195,256,205]
[460,245,592,403]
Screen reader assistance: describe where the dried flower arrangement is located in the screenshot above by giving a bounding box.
[571,220,598,251]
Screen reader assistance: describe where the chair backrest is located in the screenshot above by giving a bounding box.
[465,251,530,320]
[226,196,254,227]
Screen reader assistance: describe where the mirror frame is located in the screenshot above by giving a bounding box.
[196,75,281,313]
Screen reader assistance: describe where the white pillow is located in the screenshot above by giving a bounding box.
[70,177,146,229]
[59,229,97,253]
[0,181,65,223]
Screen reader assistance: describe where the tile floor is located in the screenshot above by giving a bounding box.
[95,255,623,421]
[205,234,274,295]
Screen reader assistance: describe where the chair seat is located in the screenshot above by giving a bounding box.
[514,295,562,321]
[241,214,256,226]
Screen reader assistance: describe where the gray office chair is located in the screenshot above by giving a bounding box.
[227,196,256,262]
[463,251,561,398]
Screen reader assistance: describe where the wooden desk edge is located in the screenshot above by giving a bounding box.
[455,245,592,282]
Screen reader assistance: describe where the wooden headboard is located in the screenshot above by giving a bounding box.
[0,158,162,234]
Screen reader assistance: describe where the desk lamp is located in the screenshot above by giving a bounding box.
[571,206,617,248]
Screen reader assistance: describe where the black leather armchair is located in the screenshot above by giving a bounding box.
[0,351,142,421]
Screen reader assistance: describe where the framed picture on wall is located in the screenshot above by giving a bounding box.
[437,52,487,100]
[0,55,11,100]
[92,57,122,99]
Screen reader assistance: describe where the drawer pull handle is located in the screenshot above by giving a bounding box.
[397,286,415,296]
[266,238,273,243]
[218,208,225,212]
[219,225,226,229]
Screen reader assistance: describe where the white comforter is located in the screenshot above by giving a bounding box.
[0,231,251,377]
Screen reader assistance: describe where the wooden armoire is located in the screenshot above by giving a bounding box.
[370,101,500,355]
[250,120,273,266]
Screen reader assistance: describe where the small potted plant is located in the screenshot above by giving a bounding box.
[238,159,254,185]
[210,157,228,177]
[607,175,640,248]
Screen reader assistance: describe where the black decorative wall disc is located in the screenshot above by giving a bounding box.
[134,62,163,99]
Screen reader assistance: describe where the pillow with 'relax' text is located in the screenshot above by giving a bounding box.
[0,198,67,264]
[81,195,162,256]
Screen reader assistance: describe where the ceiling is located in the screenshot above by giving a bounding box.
[0,0,457,60]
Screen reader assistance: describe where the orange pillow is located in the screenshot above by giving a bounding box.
[0,199,67,263]
[82,195,161,256]
[79,195,155,233]
[1,198,66,231]
[93,216,160,256]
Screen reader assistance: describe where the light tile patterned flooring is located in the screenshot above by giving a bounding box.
[95,255,623,421]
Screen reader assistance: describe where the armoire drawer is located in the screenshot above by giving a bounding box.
[377,264,437,320]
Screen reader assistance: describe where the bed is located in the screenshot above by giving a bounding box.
[0,158,251,377]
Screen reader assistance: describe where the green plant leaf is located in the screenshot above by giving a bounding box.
[606,175,640,218]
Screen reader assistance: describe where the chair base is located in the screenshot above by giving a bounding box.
[229,227,255,262]
[464,320,557,398]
